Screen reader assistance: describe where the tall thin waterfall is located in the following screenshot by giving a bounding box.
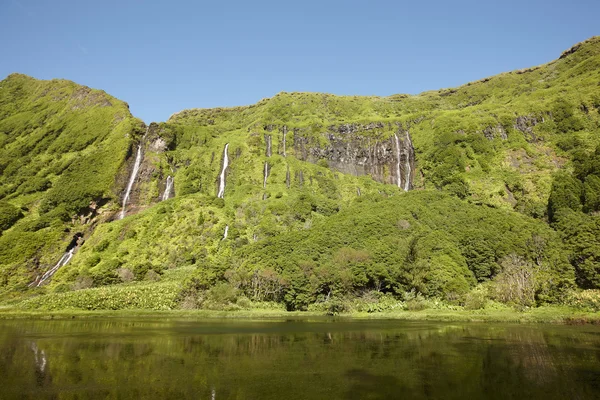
[263,162,269,188]
[222,225,229,240]
[403,131,413,191]
[120,144,144,219]
[162,176,173,201]
[217,143,229,199]
[35,248,75,287]
[394,134,402,188]
[282,126,287,157]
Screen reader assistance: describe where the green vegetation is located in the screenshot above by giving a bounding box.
[1,38,600,320]
[0,73,142,292]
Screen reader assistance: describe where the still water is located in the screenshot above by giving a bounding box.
[1,318,599,399]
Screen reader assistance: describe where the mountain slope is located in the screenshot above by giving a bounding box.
[1,37,600,310]
[0,74,143,291]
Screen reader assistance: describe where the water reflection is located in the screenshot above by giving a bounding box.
[0,319,599,399]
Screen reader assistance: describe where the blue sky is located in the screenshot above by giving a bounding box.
[1,0,599,123]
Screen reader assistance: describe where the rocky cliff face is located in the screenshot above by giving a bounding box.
[117,123,173,218]
[291,122,415,189]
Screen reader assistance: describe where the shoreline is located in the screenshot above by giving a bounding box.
[1,306,599,324]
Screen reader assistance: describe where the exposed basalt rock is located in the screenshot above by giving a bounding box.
[149,136,168,152]
[70,87,113,109]
[514,115,540,142]
[292,122,415,188]
[264,134,272,157]
[560,43,582,59]
[482,124,508,141]
[117,123,173,217]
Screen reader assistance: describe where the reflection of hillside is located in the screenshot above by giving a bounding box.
[0,320,598,399]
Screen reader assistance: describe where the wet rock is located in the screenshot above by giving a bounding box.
[292,122,415,188]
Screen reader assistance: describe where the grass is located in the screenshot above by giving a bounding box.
[0,305,598,324]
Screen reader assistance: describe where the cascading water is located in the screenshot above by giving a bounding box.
[222,225,229,240]
[162,176,173,201]
[35,247,75,287]
[120,143,144,219]
[217,144,229,199]
[394,134,402,188]
[263,162,269,188]
[282,126,287,157]
[403,131,413,191]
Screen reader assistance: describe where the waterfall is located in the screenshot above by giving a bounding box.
[217,143,229,199]
[36,247,75,287]
[394,134,402,188]
[357,187,361,196]
[120,144,144,219]
[403,131,413,191]
[162,176,173,201]
[263,162,269,188]
[222,225,229,240]
[282,126,287,157]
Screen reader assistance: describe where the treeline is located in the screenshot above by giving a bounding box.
[549,146,600,288]
[180,192,574,311]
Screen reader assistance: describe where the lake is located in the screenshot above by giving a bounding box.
[1,318,599,399]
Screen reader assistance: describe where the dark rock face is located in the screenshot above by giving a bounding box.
[514,115,540,142]
[482,124,508,141]
[264,134,272,157]
[120,123,171,217]
[292,122,415,188]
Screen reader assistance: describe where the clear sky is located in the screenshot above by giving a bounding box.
[1,0,599,123]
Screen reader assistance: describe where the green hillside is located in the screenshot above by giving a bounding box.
[2,37,600,313]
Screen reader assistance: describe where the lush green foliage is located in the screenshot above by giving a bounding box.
[0,74,141,291]
[18,282,179,311]
[2,37,600,313]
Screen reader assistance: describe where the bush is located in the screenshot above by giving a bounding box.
[117,268,135,283]
[72,276,94,290]
[463,285,489,310]
[564,290,600,312]
[145,270,161,282]
[492,254,539,307]
[404,290,428,311]
[0,201,23,232]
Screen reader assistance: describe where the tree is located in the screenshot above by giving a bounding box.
[493,254,540,307]
[548,172,583,222]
